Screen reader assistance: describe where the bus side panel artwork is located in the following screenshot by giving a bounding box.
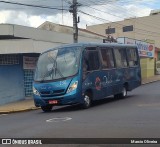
[127,67,141,90]
[82,71,104,101]
[82,66,141,101]
[114,67,141,92]
[113,68,125,94]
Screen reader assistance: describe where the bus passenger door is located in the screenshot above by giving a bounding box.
[100,47,116,97]
[82,48,104,100]
[113,47,129,94]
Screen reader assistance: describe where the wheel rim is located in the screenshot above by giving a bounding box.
[123,87,127,97]
[84,95,90,106]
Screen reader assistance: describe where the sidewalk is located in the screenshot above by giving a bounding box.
[0,98,39,114]
[0,75,160,114]
[141,74,160,84]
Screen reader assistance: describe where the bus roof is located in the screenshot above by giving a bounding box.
[41,42,137,54]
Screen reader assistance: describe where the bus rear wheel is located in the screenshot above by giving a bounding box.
[82,92,92,109]
[120,86,127,98]
[114,86,127,99]
[41,105,53,112]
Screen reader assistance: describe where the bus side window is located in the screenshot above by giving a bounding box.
[114,48,127,68]
[83,50,100,72]
[120,49,128,67]
[127,48,138,66]
[100,48,115,69]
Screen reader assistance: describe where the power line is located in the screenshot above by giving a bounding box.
[1,0,160,38]
[0,0,69,11]
[64,0,72,5]
[81,0,160,30]
[79,10,160,38]
[80,0,120,6]
[79,10,109,22]
[79,2,124,21]
[103,3,160,28]
[78,0,160,35]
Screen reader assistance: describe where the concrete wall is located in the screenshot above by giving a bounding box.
[0,24,104,55]
[0,39,34,54]
[86,14,160,48]
[0,39,61,54]
[0,24,13,35]
[134,15,160,47]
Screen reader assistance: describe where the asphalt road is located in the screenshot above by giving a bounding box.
[0,81,160,141]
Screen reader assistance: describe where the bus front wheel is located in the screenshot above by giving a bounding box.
[82,92,92,109]
[41,105,53,112]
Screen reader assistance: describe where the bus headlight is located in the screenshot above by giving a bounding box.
[33,87,40,96]
[67,81,78,93]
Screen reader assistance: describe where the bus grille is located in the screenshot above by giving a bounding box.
[40,89,65,97]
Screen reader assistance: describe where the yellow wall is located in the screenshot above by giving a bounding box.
[140,58,155,79]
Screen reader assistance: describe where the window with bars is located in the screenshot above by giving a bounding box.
[24,70,34,97]
[0,54,19,65]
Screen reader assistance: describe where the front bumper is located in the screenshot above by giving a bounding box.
[33,93,82,107]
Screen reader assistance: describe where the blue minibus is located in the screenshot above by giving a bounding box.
[33,43,141,112]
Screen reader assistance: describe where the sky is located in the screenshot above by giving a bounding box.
[0,0,160,28]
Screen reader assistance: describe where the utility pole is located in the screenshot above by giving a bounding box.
[69,0,79,43]
[61,0,64,25]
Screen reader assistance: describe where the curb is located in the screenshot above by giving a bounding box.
[142,79,160,85]
[0,107,40,114]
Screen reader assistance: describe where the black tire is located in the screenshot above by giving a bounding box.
[82,92,92,109]
[119,86,127,98]
[114,94,120,99]
[114,86,127,99]
[41,105,53,112]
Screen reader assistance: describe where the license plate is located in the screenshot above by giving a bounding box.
[49,100,58,104]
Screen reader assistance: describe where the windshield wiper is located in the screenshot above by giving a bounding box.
[54,60,64,78]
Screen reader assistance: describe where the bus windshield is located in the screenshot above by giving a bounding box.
[34,46,81,82]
